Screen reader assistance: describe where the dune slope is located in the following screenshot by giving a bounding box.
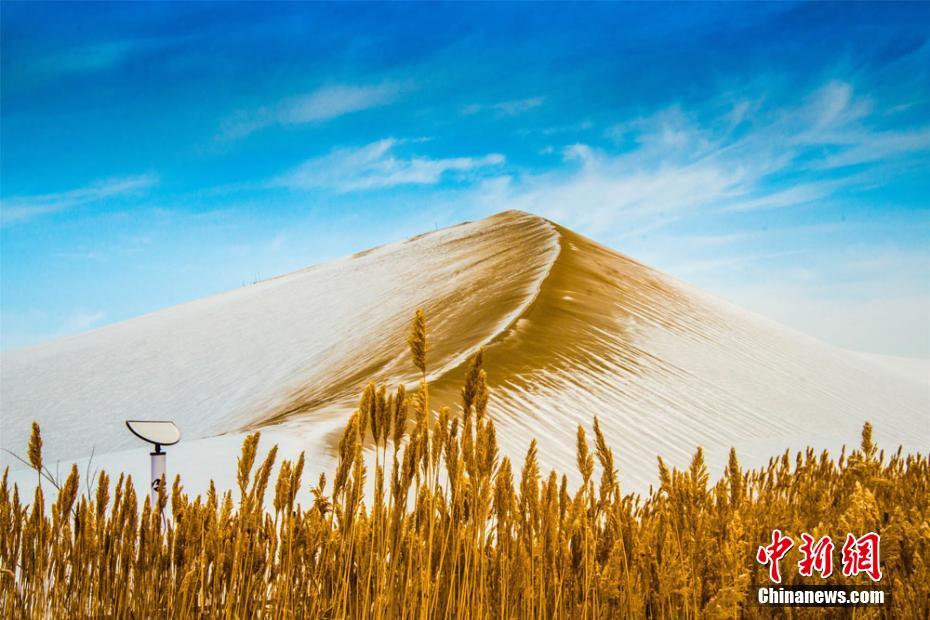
[432,221,929,490]
[1,212,558,465]
[2,210,927,493]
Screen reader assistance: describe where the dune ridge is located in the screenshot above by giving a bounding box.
[1,210,927,496]
[410,216,929,490]
[256,211,562,428]
[0,211,559,466]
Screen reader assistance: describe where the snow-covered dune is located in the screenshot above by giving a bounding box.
[2,211,927,496]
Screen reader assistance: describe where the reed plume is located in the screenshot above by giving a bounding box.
[27,422,42,476]
[408,308,428,377]
[1,310,925,619]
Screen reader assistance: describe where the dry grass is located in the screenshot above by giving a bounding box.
[1,311,927,618]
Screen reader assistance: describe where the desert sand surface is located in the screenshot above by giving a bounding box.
[2,211,928,498]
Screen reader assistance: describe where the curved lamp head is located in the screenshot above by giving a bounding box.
[126,420,180,453]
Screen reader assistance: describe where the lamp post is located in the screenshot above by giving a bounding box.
[125,420,181,505]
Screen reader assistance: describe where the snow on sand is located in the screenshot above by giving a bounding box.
[3,211,928,501]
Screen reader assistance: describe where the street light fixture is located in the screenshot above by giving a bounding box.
[125,420,180,505]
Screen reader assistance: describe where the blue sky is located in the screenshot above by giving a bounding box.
[2,2,929,356]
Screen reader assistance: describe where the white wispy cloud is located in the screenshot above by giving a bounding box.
[720,181,838,212]
[38,41,138,77]
[804,80,871,131]
[62,310,107,333]
[8,39,155,91]
[454,78,930,356]
[220,82,407,140]
[815,128,930,169]
[273,139,505,192]
[473,142,746,235]
[462,96,545,117]
[0,174,159,226]
[473,80,930,236]
[681,231,756,247]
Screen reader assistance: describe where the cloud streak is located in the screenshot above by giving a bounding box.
[472,80,930,236]
[462,96,545,117]
[1,174,158,226]
[220,82,407,140]
[273,139,504,192]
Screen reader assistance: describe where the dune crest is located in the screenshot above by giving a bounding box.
[2,210,927,493]
[428,219,929,490]
[0,211,559,465]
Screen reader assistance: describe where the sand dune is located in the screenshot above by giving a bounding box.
[2,211,927,495]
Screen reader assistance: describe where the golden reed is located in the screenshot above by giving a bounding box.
[1,311,927,618]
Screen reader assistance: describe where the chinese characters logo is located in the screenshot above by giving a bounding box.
[756,530,882,583]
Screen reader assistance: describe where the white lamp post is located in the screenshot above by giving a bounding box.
[125,420,181,505]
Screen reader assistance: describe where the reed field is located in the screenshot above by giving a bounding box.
[1,310,927,618]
